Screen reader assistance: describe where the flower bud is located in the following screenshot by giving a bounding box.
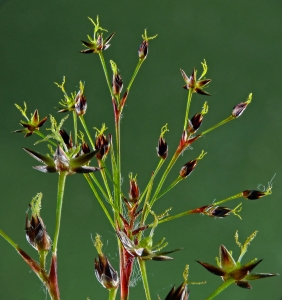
[179,160,197,178]
[164,283,190,300]
[25,215,51,251]
[59,129,73,149]
[242,190,267,200]
[95,254,119,290]
[188,113,203,134]
[95,134,110,160]
[75,91,87,116]
[139,40,148,59]
[231,93,252,118]
[129,174,140,202]
[157,136,168,159]
[81,142,90,154]
[203,205,232,218]
[112,73,123,95]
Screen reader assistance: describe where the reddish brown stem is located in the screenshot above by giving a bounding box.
[120,246,134,300]
[48,254,61,300]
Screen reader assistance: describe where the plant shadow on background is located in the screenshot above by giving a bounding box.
[0,1,282,300]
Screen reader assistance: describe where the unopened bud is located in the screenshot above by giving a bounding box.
[232,93,252,118]
[95,254,119,290]
[129,174,140,202]
[95,134,110,160]
[59,129,73,149]
[188,113,203,133]
[81,142,90,154]
[75,91,87,116]
[179,160,197,178]
[139,40,148,59]
[157,136,168,159]
[112,73,123,95]
[25,214,51,252]
[203,205,232,218]
[242,190,267,200]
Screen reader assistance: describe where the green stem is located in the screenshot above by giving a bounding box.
[52,171,67,255]
[154,176,182,202]
[84,174,115,228]
[99,162,114,204]
[138,258,151,300]
[89,173,109,202]
[183,88,193,130]
[206,278,235,300]
[115,118,122,214]
[0,229,18,249]
[34,131,57,147]
[148,152,180,210]
[201,116,235,136]
[127,59,143,91]
[213,192,243,206]
[156,209,195,226]
[72,111,78,146]
[140,171,155,225]
[39,250,48,270]
[139,159,164,204]
[108,288,118,300]
[99,52,114,97]
[79,115,95,149]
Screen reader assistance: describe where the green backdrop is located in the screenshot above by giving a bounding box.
[0,1,281,299]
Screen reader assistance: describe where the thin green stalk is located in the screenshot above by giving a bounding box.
[156,209,195,226]
[34,131,57,147]
[183,88,193,130]
[127,59,143,91]
[39,250,48,270]
[213,192,243,206]
[115,118,122,214]
[52,171,67,255]
[206,278,235,300]
[99,52,114,97]
[153,176,182,202]
[149,152,180,209]
[84,174,115,228]
[140,170,155,225]
[138,258,151,300]
[139,159,164,204]
[108,288,118,300]
[89,173,108,202]
[201,116,234,136]
[72,111,77,145]
[99,165,114,204]
[0,229,18,249]
[79,115,95,149]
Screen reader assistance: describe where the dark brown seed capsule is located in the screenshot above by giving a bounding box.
[94,254,119,290]
[138,40,148,59]
[179,160,197,178]
[242,190,266,200]
[157,136,168,159]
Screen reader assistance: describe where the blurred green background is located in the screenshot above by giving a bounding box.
[0,1,281,299]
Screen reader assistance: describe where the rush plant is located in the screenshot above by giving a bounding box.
[0,16,278,300]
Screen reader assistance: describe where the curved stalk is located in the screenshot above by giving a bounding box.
[79,115,95,149]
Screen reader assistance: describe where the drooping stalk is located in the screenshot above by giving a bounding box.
[206,278,234,300]
[138,258,151,300]
[52,171,67,255]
